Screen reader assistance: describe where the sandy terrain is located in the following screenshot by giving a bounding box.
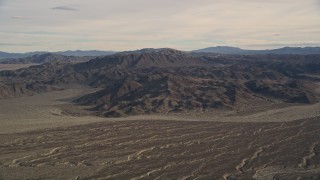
[0,87,319,179]
[118,102,320,123]
[0,64,39,71]
[1,86,320,134]
[0,117,319,179]
[0,87,105,134]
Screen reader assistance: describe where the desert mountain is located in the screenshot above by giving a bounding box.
[2,46,320,59]
[0,51,45,59]
[74,48,206,70]
[0,48,319,116]
[0,50,116,59]
[194,46,320,55]
[0,53,95,64]
[54,50,116,57]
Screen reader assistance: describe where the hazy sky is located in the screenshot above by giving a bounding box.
[0,0,320,52]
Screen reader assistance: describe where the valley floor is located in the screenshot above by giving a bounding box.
[0,88,319,179]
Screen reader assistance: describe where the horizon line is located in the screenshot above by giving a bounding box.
[2,45,320,54]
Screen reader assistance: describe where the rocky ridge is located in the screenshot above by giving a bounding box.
[0,48,319,116]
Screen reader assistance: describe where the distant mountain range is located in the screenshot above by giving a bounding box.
[1,48,319,117]
[193,46,320,55]
[0,50,116,59]
[1,46,320,59]
[0,53,94,64]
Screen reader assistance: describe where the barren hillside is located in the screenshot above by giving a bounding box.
[0,49,319,117]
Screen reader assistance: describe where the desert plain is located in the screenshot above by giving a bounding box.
[0,50,320,180]
[0,85,319,179]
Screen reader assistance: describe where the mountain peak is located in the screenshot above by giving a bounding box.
[194,46,320,54]
[116,48,186,56]
[78,48,205,70]
[193,46,244,54]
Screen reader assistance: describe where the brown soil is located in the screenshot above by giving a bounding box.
[0,50,320,179]
[0,117,319,179]
[0,85,320,179]
[0,86,105,134]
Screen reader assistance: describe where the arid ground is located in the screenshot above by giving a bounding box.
[0,51,319,179]
[0,88,319,179]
